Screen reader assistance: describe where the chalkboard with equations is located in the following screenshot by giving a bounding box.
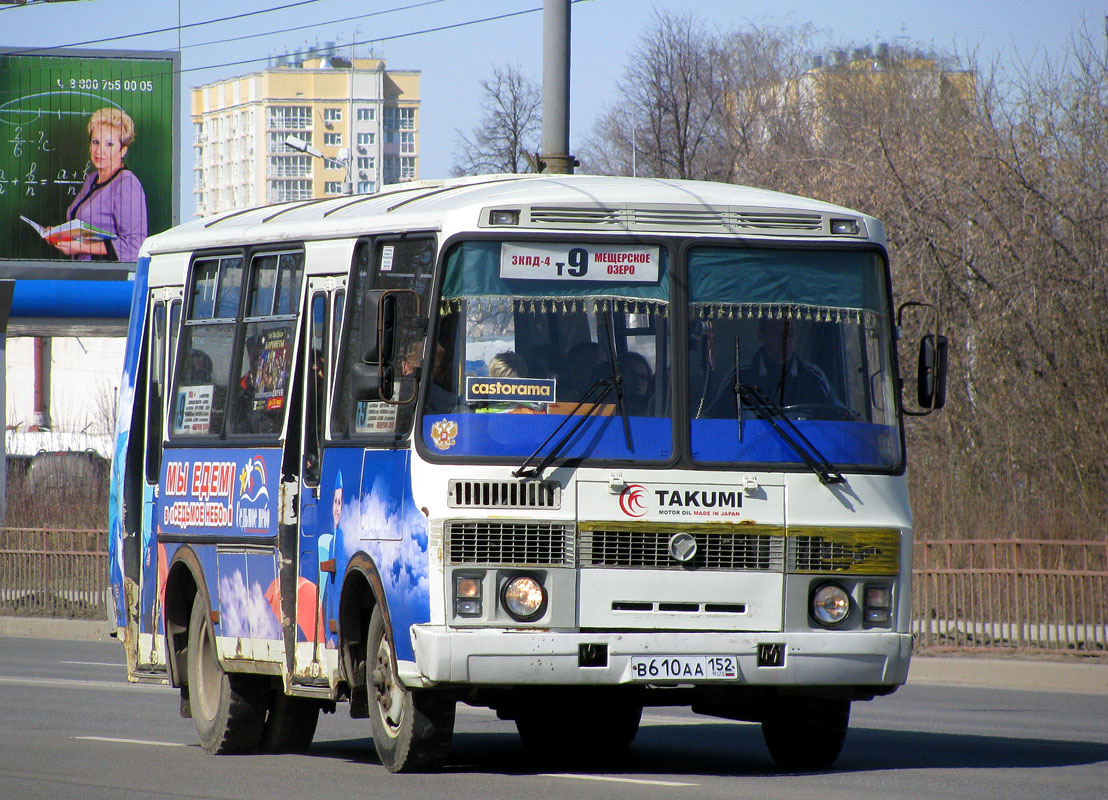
[0,48,178,264]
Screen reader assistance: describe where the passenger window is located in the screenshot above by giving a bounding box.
[229,251,303,436]
[172,255,243,437]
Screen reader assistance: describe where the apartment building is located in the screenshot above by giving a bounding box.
[191,51,420,215]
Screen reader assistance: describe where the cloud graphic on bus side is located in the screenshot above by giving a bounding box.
[338,477,430,619]
[218,568,281,640]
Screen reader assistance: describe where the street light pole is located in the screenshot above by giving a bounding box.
[285,134,352,196]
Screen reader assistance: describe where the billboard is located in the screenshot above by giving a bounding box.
[0,48,178,268]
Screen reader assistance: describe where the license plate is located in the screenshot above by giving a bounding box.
[630,655,738,681]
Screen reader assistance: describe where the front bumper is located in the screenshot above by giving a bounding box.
[407,626,912,689]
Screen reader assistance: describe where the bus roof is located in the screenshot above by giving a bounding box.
[145,174,885,256]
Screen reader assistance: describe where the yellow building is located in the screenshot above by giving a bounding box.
[191,52,420,215]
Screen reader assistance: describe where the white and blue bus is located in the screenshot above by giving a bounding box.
[108,174,946,771]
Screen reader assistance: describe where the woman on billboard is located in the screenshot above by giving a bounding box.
[52,106,148,261]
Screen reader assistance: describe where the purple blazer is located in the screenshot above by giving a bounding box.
[66,167,148,261]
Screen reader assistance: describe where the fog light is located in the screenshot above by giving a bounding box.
[489,209,520,226]
[455,574,483,617]
[864,584,891,625]
[501,575,546,621]
[811,583,851,627]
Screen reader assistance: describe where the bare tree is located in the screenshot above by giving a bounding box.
[452,64,541,176]
[582,13,813,182]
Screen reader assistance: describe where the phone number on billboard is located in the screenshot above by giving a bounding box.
[66,78,155,92]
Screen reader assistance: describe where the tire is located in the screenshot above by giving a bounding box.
[186,598,268,754]
[761,696,850,771]
[367,606,455,772]
[515,694,642,762]
[260,693,320,754]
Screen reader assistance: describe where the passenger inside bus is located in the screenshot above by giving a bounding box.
[556,340,611,401]
[618,351,654,415]
[705,316,846,418]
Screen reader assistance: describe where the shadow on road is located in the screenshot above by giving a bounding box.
[308,722,1108,777]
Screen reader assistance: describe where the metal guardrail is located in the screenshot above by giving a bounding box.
[1,530,1106,656]
[913,539,1108,654]
[0,528,109,619]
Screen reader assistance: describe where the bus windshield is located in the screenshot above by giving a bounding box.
[687,246,902,469]
[422,240,672,462]
[421,240,902,472]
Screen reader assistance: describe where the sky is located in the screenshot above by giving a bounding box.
[1,0,1102,219]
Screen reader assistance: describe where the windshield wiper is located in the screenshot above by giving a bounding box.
[512,375,619,480]
[734,381,845,485]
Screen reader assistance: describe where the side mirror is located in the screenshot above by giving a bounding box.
[917,334,948,411]
[351,361,394,402]
[353,289,420,405]
[897,301,948,416]
[360,291,395,364]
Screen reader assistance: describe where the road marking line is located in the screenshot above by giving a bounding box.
[60,661,122,667]
[540,773,699,788]
[76,736,187,748]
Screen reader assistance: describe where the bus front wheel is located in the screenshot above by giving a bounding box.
[761,696,850,771]
[366,606,455,772]
[186,598,267,754]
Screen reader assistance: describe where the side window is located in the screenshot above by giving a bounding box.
[229,251,304,436]
[145,300,166,482]
[172,255,243,436]
[332,239,434,439]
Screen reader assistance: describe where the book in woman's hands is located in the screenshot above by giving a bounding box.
[21,216,115,244]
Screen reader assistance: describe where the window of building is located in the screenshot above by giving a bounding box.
[325,181,344,195]
[384,106,416,130]
[266,105,311,130]
[323,108,342,122]
[400,131,416,154]
[357,132,375,147]
[323,132,343,146]
[357,181,375,194]
[400,156,416,180]
[268,154,312,178]
[267,180,312,203]
[357,156,374,171]
[356,107,375,121]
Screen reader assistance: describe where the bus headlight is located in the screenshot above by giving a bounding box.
[811,583,851,627]
[501,575,547,621]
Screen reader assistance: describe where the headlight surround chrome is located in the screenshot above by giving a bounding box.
[811,582,852,627]
[500,574,547,621]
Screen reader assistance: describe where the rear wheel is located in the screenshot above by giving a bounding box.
[260,693,320,754]
[761,696,850,771]
[186,598,267,754]
[367,606,455,772]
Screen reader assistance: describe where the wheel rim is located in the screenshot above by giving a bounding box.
[372,634,405,738]
[194,616,221,722]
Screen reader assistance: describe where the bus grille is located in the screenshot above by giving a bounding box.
[447,479,561,509]
[526,206,827,235]
[786,528,900,575]
[445,521,575,566]
[579,527,785,571]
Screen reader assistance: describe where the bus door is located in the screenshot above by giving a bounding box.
[138,288,181,669]
[294,277,344,680]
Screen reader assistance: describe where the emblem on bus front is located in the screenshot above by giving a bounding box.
[618,484,648,517]
[430,419,458,451]
[668,532,698,564]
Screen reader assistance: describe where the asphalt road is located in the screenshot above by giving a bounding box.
[1,636,1106,800]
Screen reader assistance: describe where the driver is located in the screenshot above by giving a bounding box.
[708,316,840,415]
